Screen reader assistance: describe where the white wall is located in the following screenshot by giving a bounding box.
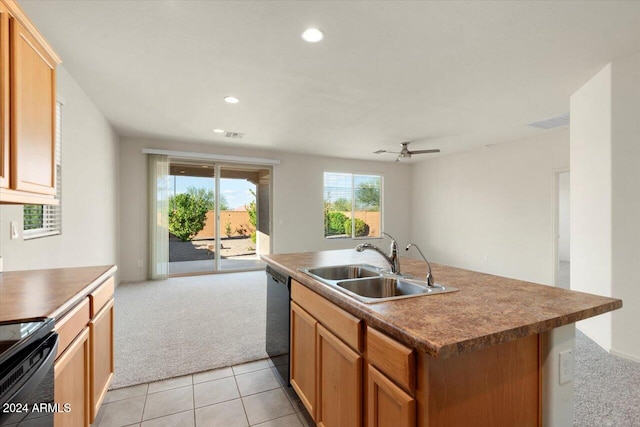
[409,129,569,285]
[610,52,640,362]
[571,52,640,362]
[0,66,120,275]
[570,64,613,351]
[119,138,411,282]
[558,172,570,262]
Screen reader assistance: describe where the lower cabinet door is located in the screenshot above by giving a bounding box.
[317,324,362,427]
[90,298,114,423]
[290,301,318,419]
[367,364,415,427]
[54,327,90,427]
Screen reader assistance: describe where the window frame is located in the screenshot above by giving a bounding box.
[323,171,383,240]
[23,99,62,240]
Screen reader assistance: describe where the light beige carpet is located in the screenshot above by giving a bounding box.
[110,271,268,389]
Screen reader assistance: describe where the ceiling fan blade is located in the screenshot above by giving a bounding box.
[374,149,403,155]
[409,149,441,154]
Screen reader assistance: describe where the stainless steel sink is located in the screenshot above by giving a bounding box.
[299,264,458,303]
[303,264,382,281]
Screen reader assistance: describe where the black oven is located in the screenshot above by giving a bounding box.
[0,318,58,427]
[265,265,291,386]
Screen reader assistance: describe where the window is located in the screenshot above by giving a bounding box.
[323,172,382,238]
[23,100,62,239]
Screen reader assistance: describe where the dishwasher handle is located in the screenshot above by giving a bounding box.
[266,265,289,285]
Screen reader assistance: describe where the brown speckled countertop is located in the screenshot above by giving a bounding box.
[0,265,117,322]
[262,250,621,358]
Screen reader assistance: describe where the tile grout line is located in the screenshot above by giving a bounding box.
[139,386,149,427]
[192,379,197,427]
[232,368,251,426]
[140,382,194,425]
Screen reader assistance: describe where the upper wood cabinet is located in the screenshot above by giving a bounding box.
[0,0,61,205]
[0,3,10,189]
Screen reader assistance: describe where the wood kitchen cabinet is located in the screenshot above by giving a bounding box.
[290,301,318,419]
[291,280,364,426]
[54,299,91,427]
[0,3,8,189]
[365,327,416,427]
[367,365,415,427]
[317,324,362,427]
[53,275,115,427]
[0,0,60,204]
[89,277,115,423]
[54,327,90,427]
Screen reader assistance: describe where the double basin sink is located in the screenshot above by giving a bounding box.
[300,264,458,304]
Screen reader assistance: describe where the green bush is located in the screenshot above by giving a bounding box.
[325,211,348,235]
[168,193,208,241]
[344,218,370,237]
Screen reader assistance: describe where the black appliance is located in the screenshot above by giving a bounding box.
[265,264,291,386]
[0,318,58,427]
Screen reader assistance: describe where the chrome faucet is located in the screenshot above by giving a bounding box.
[355,231,401,274]
[406,243,435,287]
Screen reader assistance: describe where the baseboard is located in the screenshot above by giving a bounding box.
[610,348,640,363]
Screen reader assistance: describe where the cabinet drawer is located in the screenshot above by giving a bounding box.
[55,297,90,359]
[367,327,415,393]
[291,280,362,352]
[90,277,114,317]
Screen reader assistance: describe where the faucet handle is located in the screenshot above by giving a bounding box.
[381,231,398,253]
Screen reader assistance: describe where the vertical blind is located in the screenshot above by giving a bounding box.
[148,154,170,279]
[23,101,62,239]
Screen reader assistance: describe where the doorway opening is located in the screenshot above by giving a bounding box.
[555,170,570,289]
[167,160,270,276]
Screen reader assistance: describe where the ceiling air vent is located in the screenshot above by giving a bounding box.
[225,132,245,139]
[528,112,570,129]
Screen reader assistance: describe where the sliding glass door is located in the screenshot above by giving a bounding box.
[166,160,270,276]
[218,166,270,271]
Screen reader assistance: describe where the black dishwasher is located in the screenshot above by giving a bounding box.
[0,318,58,427]
[265,264,291,386]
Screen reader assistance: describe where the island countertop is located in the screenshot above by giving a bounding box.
[0,265,117,322]
[262,250,621,358]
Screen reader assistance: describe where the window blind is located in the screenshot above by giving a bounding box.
[23,101,62,239]
[323,172,382,238]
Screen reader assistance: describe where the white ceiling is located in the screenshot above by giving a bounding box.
[21,1,640,162]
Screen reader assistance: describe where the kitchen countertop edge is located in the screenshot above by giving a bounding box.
[263,252,622,359]
[0,265,118,323]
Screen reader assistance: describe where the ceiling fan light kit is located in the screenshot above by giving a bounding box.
[374,141,440,161]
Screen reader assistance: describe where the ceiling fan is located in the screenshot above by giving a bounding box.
[374,142,440,161]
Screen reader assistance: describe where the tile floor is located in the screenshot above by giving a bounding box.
[92,359,315,427]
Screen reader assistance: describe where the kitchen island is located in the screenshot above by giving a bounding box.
[262,250,621,427]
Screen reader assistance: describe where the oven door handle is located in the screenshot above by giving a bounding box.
[0,332,59,407]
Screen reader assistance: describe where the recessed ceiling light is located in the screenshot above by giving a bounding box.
[213,128,225,133]
[224,96,239,104]
[302,28,323,43]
